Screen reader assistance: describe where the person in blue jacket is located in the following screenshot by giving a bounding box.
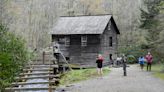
[138,56,145,70]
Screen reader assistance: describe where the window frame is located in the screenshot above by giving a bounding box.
[81,35,87,47]
[65,36,70,47]
[109,37,113,47]
[58,37,65,44]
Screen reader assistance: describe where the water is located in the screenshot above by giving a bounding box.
[17,67,51,92]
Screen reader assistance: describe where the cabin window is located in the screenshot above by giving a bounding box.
[108,21,111,30]
[109,37,113,47]
[58,37,65,44]
[65,36,70,47]
[81,35,87,46]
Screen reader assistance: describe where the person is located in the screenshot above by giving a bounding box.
[109,55,114,66]
[138,56,145,70]
[145,52,153,71]
[116,57,120,66]
[110,58,114,67]
[116,56,122,66]
[122,54,127,76]
[53,42,59,54]
[53,42,60,63]
[96,54,104,76]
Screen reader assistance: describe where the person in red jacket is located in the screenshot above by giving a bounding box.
[145,52,153,71]
[96,54,104,76]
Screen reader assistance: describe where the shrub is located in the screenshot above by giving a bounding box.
[126,55,136,64]
[0,24,29,91]
[119,45,147,64]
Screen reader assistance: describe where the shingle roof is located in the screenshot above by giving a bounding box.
[51,15,119,35]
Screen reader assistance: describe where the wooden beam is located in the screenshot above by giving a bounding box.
[11,80,59,86]
[15,75,60,80]
[23,68,53,71]
[5,87,56,91]
[19,72,54,76]
[25,65,58,68]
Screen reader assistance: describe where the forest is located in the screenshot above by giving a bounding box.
[0,0,144,49]
[0,0,164,91]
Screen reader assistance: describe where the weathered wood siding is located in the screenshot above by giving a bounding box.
[52,35,101,65]
[100,19,118,63]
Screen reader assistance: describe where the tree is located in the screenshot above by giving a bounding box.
[140,0,164,62]
[0,23,29,91]
[140,0,162,43]
[79,0,106,15]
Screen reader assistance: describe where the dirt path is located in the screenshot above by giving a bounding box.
[59,65,164,92]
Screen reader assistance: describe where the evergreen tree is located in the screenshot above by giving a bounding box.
[140,0,162,46]
[140,0,164,63]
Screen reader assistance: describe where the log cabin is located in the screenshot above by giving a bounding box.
[51,15,120,66]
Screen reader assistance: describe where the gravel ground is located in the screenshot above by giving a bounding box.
[59,65,164,92]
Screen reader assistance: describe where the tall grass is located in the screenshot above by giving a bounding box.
[60,67,110,85]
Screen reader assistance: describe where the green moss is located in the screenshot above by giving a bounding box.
[60,67,110,85]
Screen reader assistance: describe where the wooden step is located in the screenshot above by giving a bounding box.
[29,63,55,65]
[5,87,56,91]
[11,80,59,86]
[25,65,58,68]
[19,72,54,76]
[15,75,60,80]
[23,68,53,71]
[28,61,54,64]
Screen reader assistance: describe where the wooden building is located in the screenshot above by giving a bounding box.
[51,15,120,66]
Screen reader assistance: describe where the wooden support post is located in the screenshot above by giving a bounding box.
[43,51,45,64]
[48,58,52,92]
[63,65,66,73]
[48,80,52,92]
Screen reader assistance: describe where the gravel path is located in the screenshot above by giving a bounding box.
[61,65,164,92]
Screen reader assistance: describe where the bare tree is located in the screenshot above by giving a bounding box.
[0,0,145,49]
